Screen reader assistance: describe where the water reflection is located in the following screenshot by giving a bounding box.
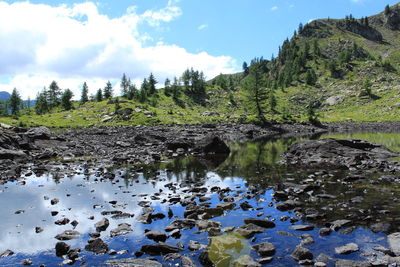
[0,132,399,266]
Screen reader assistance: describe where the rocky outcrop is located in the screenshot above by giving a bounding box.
[336,20,382,42]
[281,138,398,169]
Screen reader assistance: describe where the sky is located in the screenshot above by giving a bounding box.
[0,0,399,99]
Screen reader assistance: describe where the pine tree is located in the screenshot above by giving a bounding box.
[120,73,129,97]
[126,84,137,100]
[48,80,62,108]
[61,89,74,110]
[81,82,89,104]
[242,61,249,75]
[35,88,49,115]
[385,5,391,15]
[306,69,317,85]
[95,89,103,102]
[103,81,113,99]
[10,88,22,116]
[148,73,157,95]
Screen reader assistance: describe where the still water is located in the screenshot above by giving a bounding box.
[0,132,399,266]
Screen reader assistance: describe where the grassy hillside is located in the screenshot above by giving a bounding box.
[2,2,400,128]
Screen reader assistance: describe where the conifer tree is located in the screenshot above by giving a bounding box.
[48,81,62,108]
[61,89,74,110]
[103,81,113,99]
[148,73,157,95]
[81,82,89,104]
[35,88,49,115]
[10,88,22,116]
[120,73,129,97]
[95,89,103,102]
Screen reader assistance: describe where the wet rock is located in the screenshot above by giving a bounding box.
[236,223,265,239]
[15,210,25,214]
[329,219,352,231]
[290,225,314,231]
[169,229,181,239]
[276,200,303,211]
[55,242,70,257]
[105,258,161,267]
[232,255,261,267]
[335,259,370,267]
[199,207,224,219]
[111,212,134,220]
[319,228,332,236]
[388,232,400,256]
[89,232,101,238]
[146,231,168,242]
[67,248,80,261]
[141,243,183,255]
[51,211,58,216]
[193,135,230,154]
[335,243,359,254]
[300,234,315,246]
[0,249,14,258]
[165,219,196,232]
[253,242,276,256]
[21,259,32,266]
[55,230,81,240]
[370,222,391,233]
[282,138,398,169]
[137,207,154,224]
[95,218,109,232]
[291,246,313,261]
[244,218,275,228]
[50,198,59,205]
[208,227,222,236]
[85,238,108,254]
[240,201,253,210]
[110,223,132,237]
[197,220,221,231]
[70,220,78,227]
[188,240,207,251]
[55,218,70,225]
[259,257,273,264]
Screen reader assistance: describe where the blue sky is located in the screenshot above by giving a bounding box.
[0,0,398,98]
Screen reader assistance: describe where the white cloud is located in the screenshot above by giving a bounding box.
[198,24,208,30]
[0,1,237,99]
[270,6,278,11]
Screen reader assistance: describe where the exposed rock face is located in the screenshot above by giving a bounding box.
[336,20,383,42]
[282,138,398,169]
[384,7,400,30]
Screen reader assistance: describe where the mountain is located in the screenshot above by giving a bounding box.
[0,2,399,128]
[0,91,10,101]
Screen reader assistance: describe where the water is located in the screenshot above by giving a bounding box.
[0,132,399,266]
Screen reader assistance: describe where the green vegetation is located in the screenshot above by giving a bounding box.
[3,2,400,128]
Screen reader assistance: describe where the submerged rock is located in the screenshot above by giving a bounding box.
[141,243,183,255]
[235,223,265,239]
[244,218,275,228]
[335,243,359,255]
[253,242,276,257]
[105,258,162,267]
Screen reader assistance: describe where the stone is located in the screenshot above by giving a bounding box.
[335,259,370,267]
[55,230,81,240]
[244,218,275,228]
[335,243,359,255]
[290,225,314,231]
[235,223,265,239]
[95,218,109,232]
[319,228,332,236]
[35,227,43,233]
[189,240,207,251]
[291,246,313,261]
[141,243,183,255]
[145,231,168,242]
[26,126,51,140]
[105,258,161,267]
[232,255,261,267]
[165,219,196,232]
[85,238,108,254]
[276,200,303,211]
[0,249,14,258]
[253,242,276,256]
[193,135,230,154]
[330,219,352,231]
[55,218,69,225]
[55,242,70,257]
[110,223,132,237]
[323,95,345,106]
[388,232,400,256]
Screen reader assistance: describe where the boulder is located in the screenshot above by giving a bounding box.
[335,243,359,255]
[110,223,132,237]
[244,218,275,228]
[55,230,81,240]
[85,238,108,254]
[388,232,400,256]
[194,135,230,154]
[26,127,51,140]
[55,242,70,257]
[95,218,109,232]
[282,138,398,169]
[291,246,313,261]
[253,242,275,256]
[145,231,167,242]
[235,223,265,239]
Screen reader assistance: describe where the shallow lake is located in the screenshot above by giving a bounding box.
[1,132,400,266]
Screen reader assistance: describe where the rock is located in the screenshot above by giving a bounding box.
[105,258,162,267]
[85,238,108,254]
[370,222,391,233]
[95,218,109,232]
[253,242,276,256]
[236,223,265,239]
[335,243,359,254]
[202,111,220,116]
[335,259,370,267]
[110,223,132,237]
[197,220,221,231]
[26,127,51,140]
[0,249,14,258]
[232,255,261,267]
[329,219,352,231]
[55,230,81,240]
[194,135,230,154]
[208,227,222,236]
[50,198,59,205]
[290,225,314,231]
[145,231,167,242]
[217,202,236,210]
[21,259,32,265]
[291,246,313,261]
[276,200,303,211]
[169,229,181,239]
[101,115,113,123]
[0,148,27,160]
[244,218,275,228]
[55,218,69,225]
[165,219,196,232]
[319,228,332,236]
[199,207,224,219]
[282,138,398,169]
[323,95,345,106]
[141,243,183,255]
[55,242,70,257]
[388,232,400,256]
[240,201,253,210]
[189,240,206,251]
